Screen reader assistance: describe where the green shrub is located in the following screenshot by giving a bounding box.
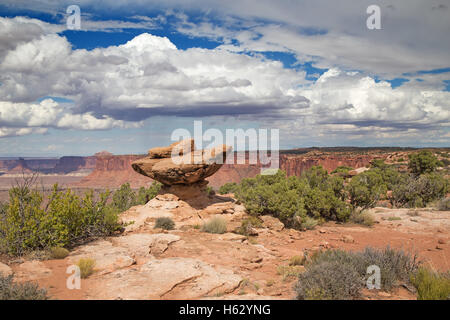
[410,267,450,300]
[331,166,353,175]
[135,182,161,205]
[234,168,351,228]
[50,247,70,259]
[112,183,136,212]
[77,258,95,279]
[298,216,318,230]
[408,150,442,176]
[296,247,419,300]
[371,159,388,169]
[218,182,239,195]
[154,217,175,230]
[112,182,161,212]
[202,216,227,234]
[347,170,387,210]
[0,274,49,300]
[391,173,448,208]
[296,260,363,300]
[0,184,123,256]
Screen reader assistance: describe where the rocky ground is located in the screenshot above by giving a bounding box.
[1,193,449,300]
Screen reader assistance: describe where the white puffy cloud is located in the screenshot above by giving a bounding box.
[302,69,450,128]
[0,23,309,117]
[0,16,448,146]
[0,99,140,135]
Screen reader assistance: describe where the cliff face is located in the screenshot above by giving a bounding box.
[0,150,383,188]
[207,153,376,187]
[75,151,380,189]
[53,156,96,173]
[0,157,95,175]
[280,154,374,177]
[75,154,152,188]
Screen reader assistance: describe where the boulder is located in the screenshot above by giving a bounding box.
[260,215,285,231]
[131,140,232,186]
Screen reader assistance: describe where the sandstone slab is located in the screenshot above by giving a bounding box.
[89,257,242,300]
[15,260,52,281]
[68,240,135,274]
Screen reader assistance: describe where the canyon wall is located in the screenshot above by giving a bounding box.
[75,154,152,189]
[207,153,376,187]
[0,149,390,188]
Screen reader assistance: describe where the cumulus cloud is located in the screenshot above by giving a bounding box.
[0,99,141,136]
[302,69,450,129]
[0,21,310,118]
[0,15,448,146]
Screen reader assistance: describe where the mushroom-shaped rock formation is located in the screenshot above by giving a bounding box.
[131,139,232,200]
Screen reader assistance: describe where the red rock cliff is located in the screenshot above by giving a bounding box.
[76,154,151,188]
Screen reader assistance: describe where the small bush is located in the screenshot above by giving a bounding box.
[77,258,96,279]
[296,261,364,300]
[266,279,275,287]
[298,216,318,230]
[218,182,239,195]
[277,265,305,281]
[112,183,136,212]
[347,170,387,210]
[135,182,161,205]
[408,150,442,176]
[0,274,49,300]
[411,267,450,300]
[202,216,227,234]
[391,173,448,208]
[349,211,375,227]
[154,217,175,230]
[289,255,305,266]
[388,216,401,221]
[50,247,70,259]
[296,247,419,300]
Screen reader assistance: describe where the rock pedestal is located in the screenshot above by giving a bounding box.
[131,139,232,201]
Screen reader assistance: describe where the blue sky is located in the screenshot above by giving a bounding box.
[0,1,449,156]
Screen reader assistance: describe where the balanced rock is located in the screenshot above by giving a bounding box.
[131,139,232,186]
